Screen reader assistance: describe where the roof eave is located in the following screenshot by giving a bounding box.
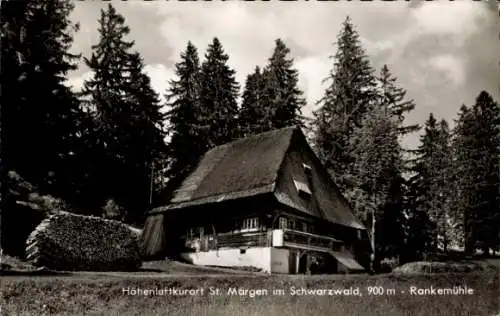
[148,182,276,215]
[274,192,366,230]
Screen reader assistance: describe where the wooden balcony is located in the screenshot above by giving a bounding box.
[217,231,272,248]
[276,228,343,252]
[184,229,342,252]
[185,230,272,251]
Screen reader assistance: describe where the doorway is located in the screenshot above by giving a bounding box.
[298,253,308,274]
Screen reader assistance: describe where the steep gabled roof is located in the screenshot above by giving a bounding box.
[150,126,365,230]
[152,126,296,212]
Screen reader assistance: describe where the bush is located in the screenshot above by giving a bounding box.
[377,257,399,273]
[1,171,70,258]
[392,261,494,274]
[25,212,142,271]
[102,198,126,221]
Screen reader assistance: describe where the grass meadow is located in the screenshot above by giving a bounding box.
[2,269,499,316]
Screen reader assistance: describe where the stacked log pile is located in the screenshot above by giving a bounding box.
[25,212,142,271]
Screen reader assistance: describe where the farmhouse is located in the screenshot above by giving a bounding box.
[141,126,372,274]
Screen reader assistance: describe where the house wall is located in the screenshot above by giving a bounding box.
[270,248,290,274]
[180,247,273,273]
[180,245,364,274]
[180,247,294,274]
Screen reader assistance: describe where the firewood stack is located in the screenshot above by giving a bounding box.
[25,212,142,271]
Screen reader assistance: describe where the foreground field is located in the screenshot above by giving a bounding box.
[2,270,499,316]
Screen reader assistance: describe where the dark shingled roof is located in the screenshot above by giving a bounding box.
[150,126,365,230]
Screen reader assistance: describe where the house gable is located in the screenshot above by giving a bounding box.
[274,129,365,230]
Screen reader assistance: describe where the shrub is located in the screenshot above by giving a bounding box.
[102,198,126,221]
[2,171,69,258]
[377,257,399,273]
[392,261,494,274]
[26,212,142,271]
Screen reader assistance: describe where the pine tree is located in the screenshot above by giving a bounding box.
[407,114,454,254]
[164,41,204,186]
[238,66,268,137]
[1,0,82,201]
[199,38,240,147]
[473,91,500,255]
[82,4,165,222]
[375,65,420,260]
[313,16,378,193]
[435,119,454,252]
[378,64,420,136]
[453,92,500,254]
[451,105,475,252]
[348,105,404,267]
[261,39,306,129]
[123,52,167,212]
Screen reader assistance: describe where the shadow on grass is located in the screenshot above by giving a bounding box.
[0,269,73,276]
[136,268,164,273]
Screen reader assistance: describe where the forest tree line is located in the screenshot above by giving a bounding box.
[1,1,499,263]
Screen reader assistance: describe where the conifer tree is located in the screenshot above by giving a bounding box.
[407,114,454,254]
[313,17,378,193]
[473,91,500,255]
[1,0,82,201]
[450,104,477,251]
[238,66,268,137]
[377,65,420,136]
[261,39,306,129]
[453,91,500,254]
[82,4,165,222]
[199,38,239,147]
[348,105,404,266]
[375,65,421,259]
[435,119,454,252]
[239,39,305,137]
[164,41,204,185]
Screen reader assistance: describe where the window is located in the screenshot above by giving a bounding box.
[279,217,295,230]
[302,222,308,232]
[302,163,312,175]
[242,217,259,230]
[294,179,312,197]
[279,217,288,229]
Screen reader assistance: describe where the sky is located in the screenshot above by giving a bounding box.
[67,0,500,149]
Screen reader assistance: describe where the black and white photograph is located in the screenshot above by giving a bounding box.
[1,0,499,315]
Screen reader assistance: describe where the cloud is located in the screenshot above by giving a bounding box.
[66,64,173,106]
[69,1,499,149]
[410,1,489,39]
[427,55,466,87]
[66,71,92,92]
[143,64,175,103]
[294,56,331,115]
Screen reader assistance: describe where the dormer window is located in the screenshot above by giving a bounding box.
[302,163,312,175]
[293,178,312,197]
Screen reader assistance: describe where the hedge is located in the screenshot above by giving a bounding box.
[25,212,142,271]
